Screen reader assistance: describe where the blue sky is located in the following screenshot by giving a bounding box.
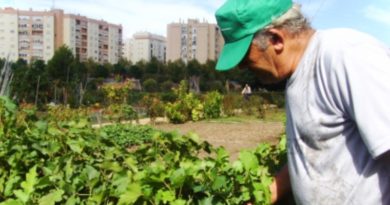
[296,0,390,46]
[1,0,389,45]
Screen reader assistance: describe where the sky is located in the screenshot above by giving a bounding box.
[1,0,390,46]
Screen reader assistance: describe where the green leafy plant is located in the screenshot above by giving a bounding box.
[103,103,138,123]
[99,124,157,147]
[0,97,287,205]
[141,94,165,124]
[242,95,265,119]
[222,93,242,117]
[165,80,204,123]
[203,91,223,119]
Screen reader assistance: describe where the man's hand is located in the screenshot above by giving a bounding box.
[270,165,290,203]
[245,165,291,205]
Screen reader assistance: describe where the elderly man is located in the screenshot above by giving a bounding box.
[215,0,390,204]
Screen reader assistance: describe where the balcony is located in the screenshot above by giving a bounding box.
[32,30,43,36]
[32,24,44,30]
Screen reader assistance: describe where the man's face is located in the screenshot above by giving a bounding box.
[239,43,285,84]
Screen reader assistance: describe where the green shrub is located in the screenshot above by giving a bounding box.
[82,89,105,105]
[201,80,225,93]
[159,91,177,103]
[204,91,223,119]
[141,94,165,124]
[165,92,203,123]
[127,91,146,105]
[259,91,285,108]
[191,103,204,121]
[242,95,265,119]
[160,80,175,92]
[46,104,90,122]
[165,80,204,123]
[222,93,243,116]
[142,78,159,92]
[103,103,138,122]
[270,91,285,108]
[165,102,188,123]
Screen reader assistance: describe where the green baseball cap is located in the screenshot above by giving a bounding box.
[215,0,293,71]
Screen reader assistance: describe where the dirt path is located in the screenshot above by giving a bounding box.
[153,120,285,160]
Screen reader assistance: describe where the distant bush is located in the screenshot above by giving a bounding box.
[260,91,285,108]
[83,90,105,106]
[141,94,165,124]
[160,80,175,92]
[222,93,242,116]
[159,91,177,103]
[242,95,265,119]
[165,81,204,123]
[201,80,225,93]
[127,91,145,105]
[142,78,159,92]
[103,103,138,123]
[204,91,223,119]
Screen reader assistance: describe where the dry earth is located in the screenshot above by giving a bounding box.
[153,120,285,160]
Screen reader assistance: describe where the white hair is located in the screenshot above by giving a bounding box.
[252,3,311,50]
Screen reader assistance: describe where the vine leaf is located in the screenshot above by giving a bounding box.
[117,183,142,205]
[239,151,259,171]
[38,189,64,205]
[13,166,38,203]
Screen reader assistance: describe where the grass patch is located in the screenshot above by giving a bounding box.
[263,108,286,122]
[206,108,286,123]
[206,115,259,123]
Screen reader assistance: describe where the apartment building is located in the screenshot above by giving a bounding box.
[0,7,122,64]
[63,14,122,64]
[123,32,166,63]
[0,8,56,62]
[166,19,224,64]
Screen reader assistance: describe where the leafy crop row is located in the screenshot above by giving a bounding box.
[99,124,157,147]
[0,97,286,205]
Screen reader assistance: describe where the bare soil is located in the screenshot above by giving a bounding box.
[153,120,285,160]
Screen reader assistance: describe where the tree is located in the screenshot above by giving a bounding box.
[187,59,202,93]
[92,63,110,78]
[145,57,159,75]
[142,78,158,93]
[167,59,186,83]
[113,58,131,79]
[77,58,99,105]
[47,45,75,104]
[28,60,49,105]
[10,59,29,102]
[129,64,143,79]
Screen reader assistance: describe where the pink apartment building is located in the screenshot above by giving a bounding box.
[0,7,122,64]
[166,19,224,64]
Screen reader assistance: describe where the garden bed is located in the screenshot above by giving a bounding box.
[154,120,285,161]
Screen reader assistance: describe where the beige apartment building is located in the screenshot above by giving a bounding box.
[0,7,122,64]
[166,19,224,64]
[123,32,166,63]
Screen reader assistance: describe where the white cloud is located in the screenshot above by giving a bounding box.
[364,5,390,26]
[297,0,336,19]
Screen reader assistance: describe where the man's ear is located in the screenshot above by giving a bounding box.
[267,28,284,53]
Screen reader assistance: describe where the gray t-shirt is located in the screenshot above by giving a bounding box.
[286,28,390,205]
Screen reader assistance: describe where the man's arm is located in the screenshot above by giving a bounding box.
[246,164,291,205]
[270,165,291,204]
